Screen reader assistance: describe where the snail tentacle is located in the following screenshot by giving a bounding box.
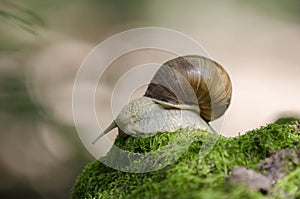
[92,121,117,144]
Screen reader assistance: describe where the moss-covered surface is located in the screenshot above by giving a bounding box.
[71,123,300,199]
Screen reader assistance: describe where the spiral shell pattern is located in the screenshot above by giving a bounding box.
[144,55,232,121]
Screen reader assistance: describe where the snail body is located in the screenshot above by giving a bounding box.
[93,55,232,144]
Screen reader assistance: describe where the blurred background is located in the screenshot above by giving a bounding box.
[0,0,300,198]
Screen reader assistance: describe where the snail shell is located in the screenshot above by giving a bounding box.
[92,55,231,144]
[144,55,232,122]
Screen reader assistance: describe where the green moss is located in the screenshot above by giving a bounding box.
[275,117,300,124]
[272,166,300,198]
[71,123,300,199]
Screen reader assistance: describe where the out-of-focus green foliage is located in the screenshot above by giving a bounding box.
[0,74,42,119]
[0,72,93,198]
[238,0,300,21]
[0,1,44,51]
[0,1,44,34]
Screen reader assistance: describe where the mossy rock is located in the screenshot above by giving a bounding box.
[71,123,300,199]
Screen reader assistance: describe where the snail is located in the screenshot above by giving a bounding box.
[92,55,232,144]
